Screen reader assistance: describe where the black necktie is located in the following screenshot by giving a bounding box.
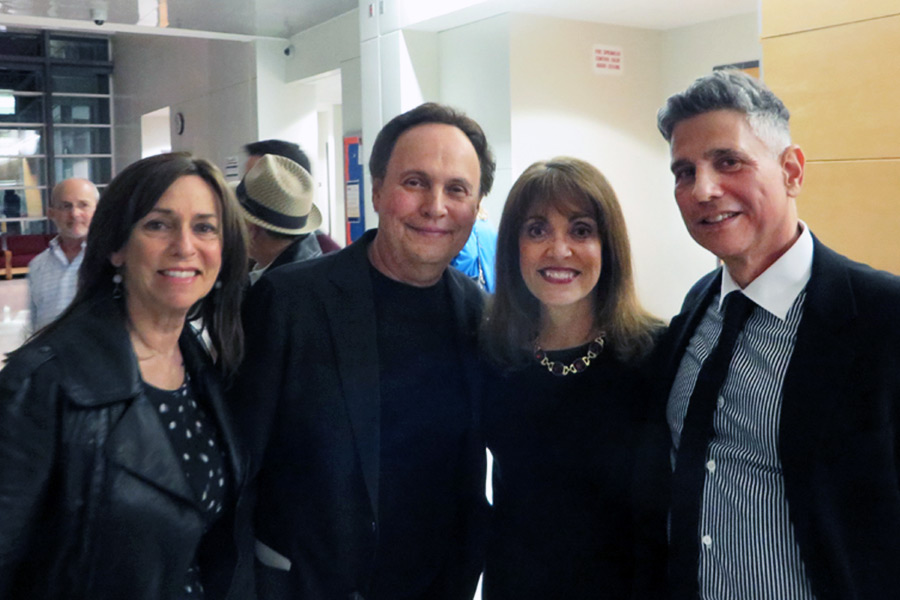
[669,291,755,599]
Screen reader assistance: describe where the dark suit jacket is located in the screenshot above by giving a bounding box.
[268,231,344,274]
[267,233,323,272]
[640,236,900,600]
[233,229,489,600]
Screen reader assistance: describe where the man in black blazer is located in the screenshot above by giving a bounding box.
[646,70,900,599]
[233,103,495,600]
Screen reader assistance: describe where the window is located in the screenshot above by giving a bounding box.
[0,31,112,235]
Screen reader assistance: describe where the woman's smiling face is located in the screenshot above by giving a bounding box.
[110,175,222,320]
[518,201,602,314]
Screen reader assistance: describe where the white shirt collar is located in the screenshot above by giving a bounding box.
[248,263,269,286]
[49,236,87,263]
[719,221,813,321]
[49,236,87,249]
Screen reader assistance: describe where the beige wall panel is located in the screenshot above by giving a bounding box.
[799,160,900,274]
[762,16,900,161]
[762,0,899,37]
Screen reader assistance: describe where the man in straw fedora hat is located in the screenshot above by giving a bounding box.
[237,153,326,285]
[232,102,495,600]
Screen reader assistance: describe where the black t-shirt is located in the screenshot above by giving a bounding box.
[368,265,471,600]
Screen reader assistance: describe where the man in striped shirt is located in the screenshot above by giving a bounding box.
[648,70,900,599]
[27,178,98,332]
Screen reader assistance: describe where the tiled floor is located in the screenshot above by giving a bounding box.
[0,277,30,358]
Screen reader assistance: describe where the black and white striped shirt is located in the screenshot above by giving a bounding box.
[667,225,817,599]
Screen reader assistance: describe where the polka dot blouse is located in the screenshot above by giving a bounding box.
[144,370,230,599]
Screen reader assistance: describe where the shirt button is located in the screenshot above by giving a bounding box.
[706,459,716,473]
[717,396,725,408]
[701,535,712,548]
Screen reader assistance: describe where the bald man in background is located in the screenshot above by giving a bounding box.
[27,178,98,331]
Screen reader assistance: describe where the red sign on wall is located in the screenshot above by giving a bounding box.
[593,45,623,75]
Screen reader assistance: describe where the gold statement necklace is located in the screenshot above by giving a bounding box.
[534,333,605,377]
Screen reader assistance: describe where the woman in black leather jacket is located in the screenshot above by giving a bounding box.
[0,153,253,600]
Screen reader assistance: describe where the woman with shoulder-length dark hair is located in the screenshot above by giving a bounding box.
[481,156,662,599]
[0,152,252,600]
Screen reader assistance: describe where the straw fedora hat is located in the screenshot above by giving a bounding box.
[236,154,322,235]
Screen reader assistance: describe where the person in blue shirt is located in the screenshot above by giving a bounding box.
[451,205,498,292]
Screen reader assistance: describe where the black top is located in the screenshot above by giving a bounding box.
[368,265,470,600]
[484,343,644,600]
[144,372,230,600]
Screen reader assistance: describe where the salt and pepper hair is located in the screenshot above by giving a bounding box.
[369,102,496,198]
[657,70,792,155]
[39,152,249,374]
[482,156,660,370]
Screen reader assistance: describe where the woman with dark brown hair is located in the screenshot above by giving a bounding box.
[0,153,252,600]
[482,156,661,599]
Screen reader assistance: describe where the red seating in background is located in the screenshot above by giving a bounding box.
[3,233,54,280]
[316,232,341,254]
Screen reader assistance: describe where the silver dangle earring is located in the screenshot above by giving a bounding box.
[214,280,222,289]
[112,271,123,299]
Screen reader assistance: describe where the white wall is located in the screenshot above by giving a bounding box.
[284,12,362,143]
[401,31,440,109]
[254,40,318,162]
[662,12,760,98]
[503,14,684,319]
[113,34,257,174]
[341,56,363,135]
[140,107,171,158]
[285,11,363,235]
[438,14,512,225]
[286,11,360,83]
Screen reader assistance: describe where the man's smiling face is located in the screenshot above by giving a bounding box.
[669,109,804,285]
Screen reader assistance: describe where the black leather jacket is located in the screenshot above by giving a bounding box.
[0,297,254,600]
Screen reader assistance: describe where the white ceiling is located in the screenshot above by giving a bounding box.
[0,0,757,40]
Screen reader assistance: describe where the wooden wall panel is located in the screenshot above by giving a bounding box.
[762,0,900,272]
[799,160,900,275]
[762,15,900,161]
[762,1,900,37]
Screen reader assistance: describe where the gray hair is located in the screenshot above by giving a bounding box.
[657,70,791,154]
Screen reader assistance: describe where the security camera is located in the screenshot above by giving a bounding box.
[284,45,294,57]
[91,7,107,26]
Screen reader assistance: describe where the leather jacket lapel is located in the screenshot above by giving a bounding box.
[105,394,199,507]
